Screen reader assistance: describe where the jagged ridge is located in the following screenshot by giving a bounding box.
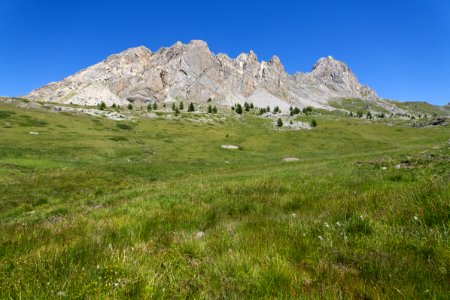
[26,40,379,110]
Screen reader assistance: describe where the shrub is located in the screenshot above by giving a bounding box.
[175,107,180,116]
[112,103,117,109]
[147,104,152,111]
[207,105,212,113]
[311,119,317,127]
[212,106,217,113]
[277,118,283,127]
[303,106,313,115]
[153,103,158,110]
[127,103,133,110]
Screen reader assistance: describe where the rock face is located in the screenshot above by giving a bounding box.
[26,40,379,109]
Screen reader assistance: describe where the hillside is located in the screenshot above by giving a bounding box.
[1,97,449,298]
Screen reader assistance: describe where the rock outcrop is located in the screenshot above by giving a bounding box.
[26,40,379,109]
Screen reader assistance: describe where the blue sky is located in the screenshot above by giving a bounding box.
[1,0,449,105]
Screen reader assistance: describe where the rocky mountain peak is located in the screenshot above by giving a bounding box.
[187,39,209,49]
[25,39,379,108]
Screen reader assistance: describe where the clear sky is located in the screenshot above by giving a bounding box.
[1,0,449,105]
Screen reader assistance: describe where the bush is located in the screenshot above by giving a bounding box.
[127,103,133,110]
[207,105,212,114]
[153,103,158,110]
[212,106,217,114]
[147,104,152,111]
[244,102,250,111]
[112,103,117,109]
[175,107,180,116]
[311,119,317,127]
[277,118,283,127]
[274,106,280,113]
[302,106,313,115]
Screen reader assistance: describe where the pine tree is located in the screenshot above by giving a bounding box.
[311,119,317,127]
[188,102,195,112]
[249,103,254,109]
[175,107,180,116]
[277,118,283,127]
[235,104,243,114]
[112,103,117,109]
[172,103,176,111]
[179,101,184,110]
[207,105,213,113]
[266,106,270,113]
[212,106,218,113]
[127,103,133,110]
[147,104,152,111]
[152,103,158,110]
[366,111,372,119]
[244,102,250,111]
[99,101,106,110]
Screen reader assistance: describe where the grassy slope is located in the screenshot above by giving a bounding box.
[386,100,449,117]
[0,101,449,299]
[328,98,389,114]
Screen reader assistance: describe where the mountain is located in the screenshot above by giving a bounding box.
[26,40,378,110]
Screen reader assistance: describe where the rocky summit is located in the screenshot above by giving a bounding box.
[26,40,378,109]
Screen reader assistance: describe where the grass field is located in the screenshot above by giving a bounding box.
[0,100,449,299]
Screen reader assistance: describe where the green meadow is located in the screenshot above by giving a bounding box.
[0,100,449,299]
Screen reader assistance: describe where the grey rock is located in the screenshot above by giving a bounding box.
[25,40,379,109]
